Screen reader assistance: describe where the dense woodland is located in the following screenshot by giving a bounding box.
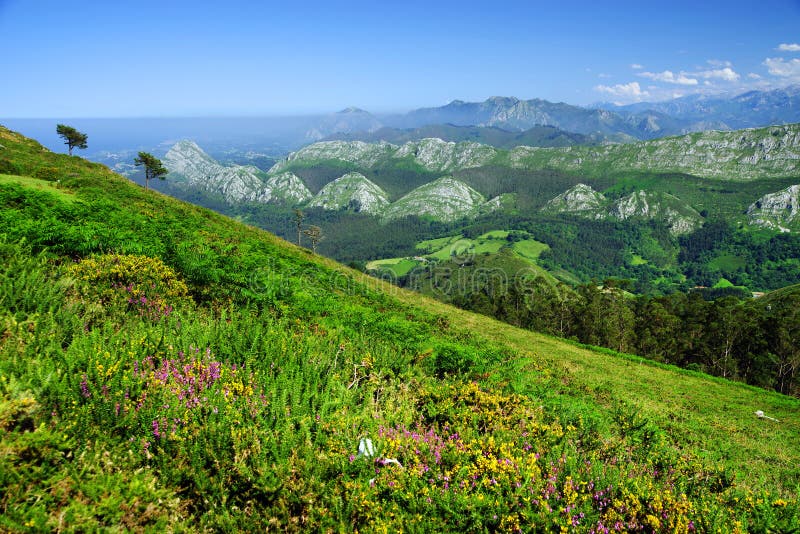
[449,277,800,396]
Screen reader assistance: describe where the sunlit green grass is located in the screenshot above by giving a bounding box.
[0,173,76,202]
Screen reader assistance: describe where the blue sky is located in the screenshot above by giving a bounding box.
[1,0,799,117]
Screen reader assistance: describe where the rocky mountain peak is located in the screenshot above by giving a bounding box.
[542,183,606,213]
[383,176,486,223]
[307,172,389,215]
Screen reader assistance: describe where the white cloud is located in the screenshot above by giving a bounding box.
[747,73,762,79]
[630,63,643,70]
[639,70,698,85]
[764,57,800,79]
[777,43,800,52]
[598,73,612,79]
[594,81,649,103]
[706,59,733,67]
[695,67,740,82]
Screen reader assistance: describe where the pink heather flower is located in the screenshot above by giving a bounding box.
[152,419,161,439]
[80,375,91,398]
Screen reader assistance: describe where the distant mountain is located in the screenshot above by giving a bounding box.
[270,138,498,176]
[324,123,603,148]
[600,85,800,130]
[305,107,383,141]
[381,96,685,140]
[508,123,800,181]
[275,124,800,183]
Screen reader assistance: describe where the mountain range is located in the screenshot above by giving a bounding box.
[323,123,603,148]
[599,85,800,131]
[161,123,800,232]
[308,85,800,144]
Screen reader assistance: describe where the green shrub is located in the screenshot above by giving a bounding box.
[0,158,21,176]
[66,254,192,323]
[433,341,480,377]
[33,166,61,182]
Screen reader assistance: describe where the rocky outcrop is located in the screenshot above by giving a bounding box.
[164,140,310,205]
[543,185,702,234]
[268,141,395,174]
[307,172,389,214]
[382,177,485,222]
[271,138,496,175]
[164,140,267,203]
[479,193,516,215]
[393,138,497,172]
[747,184,800,231]
[508,124,800,181]
[256,172,312,204]
[542,184,606,214]
[608,191,703,234]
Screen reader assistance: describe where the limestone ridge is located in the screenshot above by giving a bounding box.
[393,138,497,172]
[509,124,800,181]
[163,141,497,222]
[747,184,800,232]
[276,124,800,182]
[382,177,488,222]
[609,191,703,234]
[307,172,390,214]
[269,138,497,175]
[261,172,313,204]
[164,140,310,204]
[543,186,703,234]
[269,141,395,174]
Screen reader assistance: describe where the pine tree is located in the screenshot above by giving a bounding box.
[56,124,88,155]
[134,152,168,191]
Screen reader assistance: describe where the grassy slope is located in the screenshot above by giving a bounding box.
[381,272,800,492]
[1,125,799,530]
[0,173,76,202]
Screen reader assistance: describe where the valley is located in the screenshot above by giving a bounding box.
[140,122,800,301]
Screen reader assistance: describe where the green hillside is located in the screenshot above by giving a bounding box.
[1,125,799,532]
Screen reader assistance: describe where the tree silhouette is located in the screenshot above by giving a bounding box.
[134,152,168,191]
[293,209,305,246]
[56,124,88,155]
[303,225,324,253]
